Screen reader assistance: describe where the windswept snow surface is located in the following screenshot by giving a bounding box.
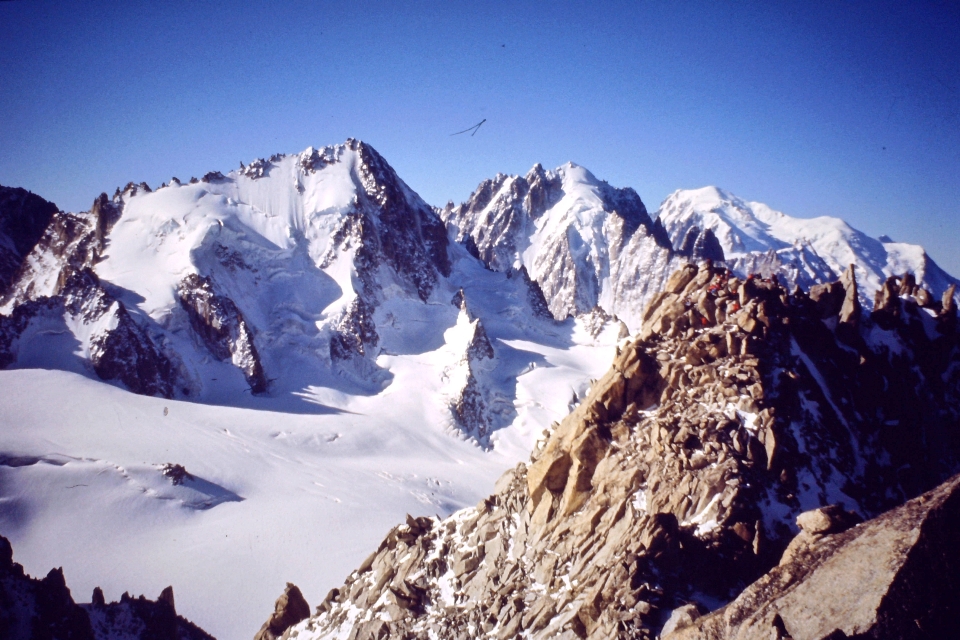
[657,186,960,307]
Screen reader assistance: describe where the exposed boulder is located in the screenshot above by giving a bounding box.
[254,583,310,640]
[664,474,960,640]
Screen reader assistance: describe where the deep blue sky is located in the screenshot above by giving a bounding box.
[2,1,959,273]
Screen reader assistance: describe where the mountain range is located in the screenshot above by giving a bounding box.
[0,140,958,639]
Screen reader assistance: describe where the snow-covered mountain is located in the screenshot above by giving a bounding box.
[441,162,677,327]
[2,142,959,638]
[658,186,959,309]
[2,139,459,399]
[444,171,958,335]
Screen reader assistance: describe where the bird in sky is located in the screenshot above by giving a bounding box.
[450,119,486,137]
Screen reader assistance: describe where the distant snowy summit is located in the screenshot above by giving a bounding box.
[657,186,958,310]
[0,140,957,444]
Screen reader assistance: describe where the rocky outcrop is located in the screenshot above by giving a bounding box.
[0,267,176,397]
[60,268,176,398]
[444,303,502,446]
[328,297,379,362]
[664,474,960,640]
[0,185,60,296]
[177,273,267,394]
[254,583,311,640]
[240,158,272,180]
[0,535,94,640]
[83,586,214,640]
[0,192,122,310]
[0,535,213,640]
[275,262,960,640]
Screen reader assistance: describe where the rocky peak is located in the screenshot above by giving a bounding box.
[254,583,311,640]
[523,163,564,218]
[352,140,452,290]
[444,162,665,320]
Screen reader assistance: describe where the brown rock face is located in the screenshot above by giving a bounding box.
[664,474,960,640]
[271,263,960,640]
[254,583,311,640]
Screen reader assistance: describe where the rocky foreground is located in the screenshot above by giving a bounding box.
[263,262,960,640]
[0,535,212,640]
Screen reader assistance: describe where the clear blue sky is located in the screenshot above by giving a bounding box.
[2,1,958,273]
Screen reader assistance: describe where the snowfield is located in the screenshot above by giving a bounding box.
[0,322,621,640]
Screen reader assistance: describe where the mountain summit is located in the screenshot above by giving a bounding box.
[658,186,957,309]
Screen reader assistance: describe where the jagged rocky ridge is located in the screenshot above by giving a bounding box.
[274,262,960,640]
[0,534,213,640]
[443,172,958,335]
